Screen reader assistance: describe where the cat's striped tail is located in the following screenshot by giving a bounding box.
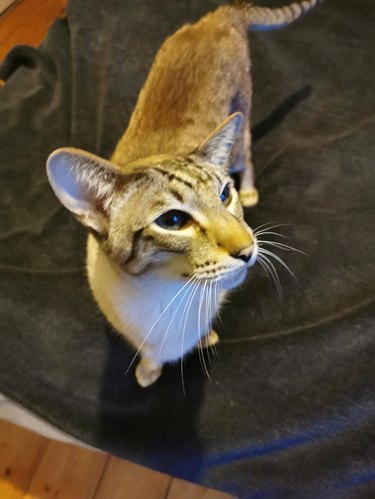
[237,0,322,31]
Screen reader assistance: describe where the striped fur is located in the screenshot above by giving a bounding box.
[233,0,322,31]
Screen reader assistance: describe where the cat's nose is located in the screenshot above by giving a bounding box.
[233,244,256,263]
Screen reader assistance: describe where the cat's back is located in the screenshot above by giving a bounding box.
[159,7,244,60]
[112,6,250,166]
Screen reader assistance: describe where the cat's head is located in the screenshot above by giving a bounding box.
[47,113,257,289]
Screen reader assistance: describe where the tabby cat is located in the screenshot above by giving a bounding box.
[47,0,320,387]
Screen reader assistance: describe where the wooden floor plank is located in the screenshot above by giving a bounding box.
[94,456,172,499]
[0,420,47,499]
[167,478,233,499]
[0,0,47,46]
[23,439,108,499]
[0,0,66,61]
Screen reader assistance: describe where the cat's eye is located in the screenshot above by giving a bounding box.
[154,210,191,230]
[220,183,232,206]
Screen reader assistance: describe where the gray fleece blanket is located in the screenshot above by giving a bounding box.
[0,0,374,497]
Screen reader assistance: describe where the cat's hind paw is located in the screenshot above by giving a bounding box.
[135,358,162,387]
[239,187,259,207]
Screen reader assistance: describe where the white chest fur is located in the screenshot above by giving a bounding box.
[86,234,222,365]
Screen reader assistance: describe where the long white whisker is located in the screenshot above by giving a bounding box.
[208,280,213,333]
[254,223,290,236]
[209,280,216,356]
[253,221,272,232]
[125,274,196,375]
[184,280,205,375]
[178,279,201,395]
[215,280,223,325]
[262,258,283,299]
[205,281,212,365]
[255,230,289,239]
[259,248,298,281]
[178,280,199,335]
[201,280,211,378]
[159,277,197,356]
[258,253,282,286]
[258,240,308,256]
[193,283,205,375]
[197,280,210,379]
[210,281,219,357]
[180,344,185,396]
[197,329,205,374]
[257,257,271,281]
[258,254,284,299]
[253,221,282,232]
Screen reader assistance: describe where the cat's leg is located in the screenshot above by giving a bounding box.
[135,356,162,388]
[238,123,259,207]
[232,68,259,207]
[199,329,219,349]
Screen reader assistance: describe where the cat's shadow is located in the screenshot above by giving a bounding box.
[252,85,312,142]
[232,85,312,189]
[97,326,208,480]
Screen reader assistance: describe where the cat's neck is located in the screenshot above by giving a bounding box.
[86,234,222,364]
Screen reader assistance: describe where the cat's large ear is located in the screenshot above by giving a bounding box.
[197,112,243,169]
[47,147,124,235]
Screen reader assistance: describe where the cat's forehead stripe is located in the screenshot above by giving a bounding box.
[169,188,184,203]
[151,166,194,189]
[170,158,222,185]
[154,161,225,190]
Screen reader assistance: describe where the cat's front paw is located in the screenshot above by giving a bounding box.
[200,329,219,349]
[135,358,162,387]
[239,188,259,207]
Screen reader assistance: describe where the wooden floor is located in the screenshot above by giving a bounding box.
[0,420,232,499]
[0,0,67,62]
[0,2,233,498]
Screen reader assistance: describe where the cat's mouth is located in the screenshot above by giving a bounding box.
[191,244,258,288]
[185,264,249,290]
[181,246,258,289]
[213,265,249,290]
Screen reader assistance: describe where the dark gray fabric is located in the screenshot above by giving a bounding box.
[1,0,374,497]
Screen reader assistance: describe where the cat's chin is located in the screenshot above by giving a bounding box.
[219,267,248,290]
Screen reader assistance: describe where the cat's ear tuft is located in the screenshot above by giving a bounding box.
[197,112,243,169]
[46,147,123,235]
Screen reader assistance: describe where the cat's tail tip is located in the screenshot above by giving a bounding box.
[235,0,323,32]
